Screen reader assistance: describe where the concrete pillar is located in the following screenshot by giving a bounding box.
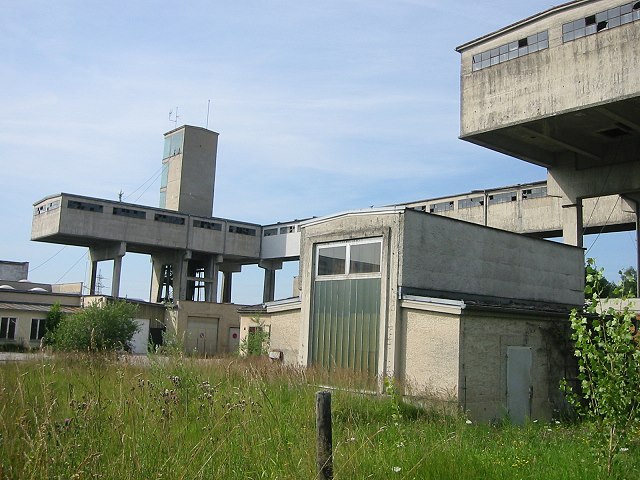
[111,255,123,298]
[562,201,584,248]
[89,260,98,295]
[176,251,192,301]
[259,260,283,303]
[204,255,220,303]
[262,268,276,303]
[222,271,233,303]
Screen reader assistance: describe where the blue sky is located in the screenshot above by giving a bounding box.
[1,0,637,303]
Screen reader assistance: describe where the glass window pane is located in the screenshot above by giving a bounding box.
[318,246,346,275]
[499,44,508,54]
[621,3,633,14]
[539,39,549,49]
[562,22,573,34]
[350,243,381,274]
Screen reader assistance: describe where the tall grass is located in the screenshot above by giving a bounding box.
[1,354,637,479]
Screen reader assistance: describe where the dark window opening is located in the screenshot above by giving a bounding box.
[194,220,222,231]
[113,207,146,219]
[154,213,185,225]
[0,317,16,340]
[228,225,256,236]
[429,201,454,213]
[68,200,104,213]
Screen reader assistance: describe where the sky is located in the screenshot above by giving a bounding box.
[1,0,637,304]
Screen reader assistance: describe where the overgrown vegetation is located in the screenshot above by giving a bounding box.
[48,301,139,352]
[2,355,639,479]
[240,318,270,356]
[562,259,640,475]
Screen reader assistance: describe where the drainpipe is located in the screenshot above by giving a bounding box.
[483,190,488,226]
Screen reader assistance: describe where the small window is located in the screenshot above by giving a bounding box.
[154,213,185,225]
[0,317,16,340]
[263,227,278,237]
[68,200,104,213]
[318,246,346,276]
[30,318,47,341]
[350,242,381,274]
[228,225,256,236]
[113,207,146,219]
[193,220,222,231]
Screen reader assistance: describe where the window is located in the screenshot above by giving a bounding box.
[263,227,278,237]
[228,225,256,236]
[522,186,547,200]
[194,220,222,231]
[30,318,47,341]
[458,196,484,209]
[472,31,548,71]
[113,207,146,219]
[34,200,61,216]
[0,317,16,340]
[163,130,184,159]
[488,191,517,205]
[68,200,103,213]
[562,2,640,43]
[316,239,382,278]
[154,213,185,225]
[429,200,454,213]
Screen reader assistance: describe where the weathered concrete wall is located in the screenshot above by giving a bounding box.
[459,0,640,136]
[399,303,460,398]
[0,261,29,282]
[164,126,218,218]
[31,194,261,259]
[460,310,570,422]
[299,209,404,376]
[401,209,584,306]
[239,302,302,366]
[166,301,241,355]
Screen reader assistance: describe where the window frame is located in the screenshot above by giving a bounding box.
[30,318,47,341]
[315,238,383,281]
[0,317,17,340]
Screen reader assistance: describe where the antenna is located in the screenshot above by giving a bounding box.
[206,99,211,129]
[169,107,180,127]
[118,190,124,202]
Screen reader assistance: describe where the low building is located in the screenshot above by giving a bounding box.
[240,207,584,423]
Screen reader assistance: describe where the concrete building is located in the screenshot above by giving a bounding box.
[456,0,640,291]
[240,207,584,422]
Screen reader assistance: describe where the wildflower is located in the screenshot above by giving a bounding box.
[465,419,473,425]
[347,437,356,442]
[392,466,401,473]
[620,447,629,453]
[396,441,405,448]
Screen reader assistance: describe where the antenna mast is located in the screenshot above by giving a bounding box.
[169,107,180,127]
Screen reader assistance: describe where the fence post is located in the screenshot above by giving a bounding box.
[316,390,333,479]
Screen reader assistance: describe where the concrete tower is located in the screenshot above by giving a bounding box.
[160,125,219,217]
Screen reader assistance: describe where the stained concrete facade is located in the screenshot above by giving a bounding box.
[242,208,582,421]
[457,0,640,281]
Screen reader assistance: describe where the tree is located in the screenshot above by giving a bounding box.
[49,300,139,352]
[562,259,640,475]
[42,302,64,346]
[617,267,637,298]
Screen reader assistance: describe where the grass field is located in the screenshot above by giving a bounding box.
[1,354,638,479]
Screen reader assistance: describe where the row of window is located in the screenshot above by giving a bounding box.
[316,240,382,278]
[33,200,61,216]
[65,200,256,235]
[562,2,640,43]
[0,317,47,341]
[472,31,549,71]
[263,225,299,237]
[426,187,548,213]
[473,1,640,72]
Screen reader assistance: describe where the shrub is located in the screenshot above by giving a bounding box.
[50,300,139,352]
[562,259,640,475]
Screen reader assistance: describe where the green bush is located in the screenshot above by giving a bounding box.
[562,259,640,475]
[49,301,139,352]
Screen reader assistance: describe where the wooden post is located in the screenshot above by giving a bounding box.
[316,390,333,479]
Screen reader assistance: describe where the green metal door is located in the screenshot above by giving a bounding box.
[310,277,381,375]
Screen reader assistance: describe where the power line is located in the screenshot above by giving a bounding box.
[55,251,88,284]
[29,245,67,272]
[586,194,621,255]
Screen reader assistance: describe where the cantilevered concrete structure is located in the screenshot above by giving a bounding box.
[456,0,640,288]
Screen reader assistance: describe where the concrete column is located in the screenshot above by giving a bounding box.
[259,260,283,303]
[176,251,192,301]
[111,255,123,298]
[262,268,276,303]
[222,271,233,303]
[204,256,219,302]
[562,201,584,248]
[89,260,98,295]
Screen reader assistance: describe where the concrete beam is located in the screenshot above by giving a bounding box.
[562,202,584,248]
